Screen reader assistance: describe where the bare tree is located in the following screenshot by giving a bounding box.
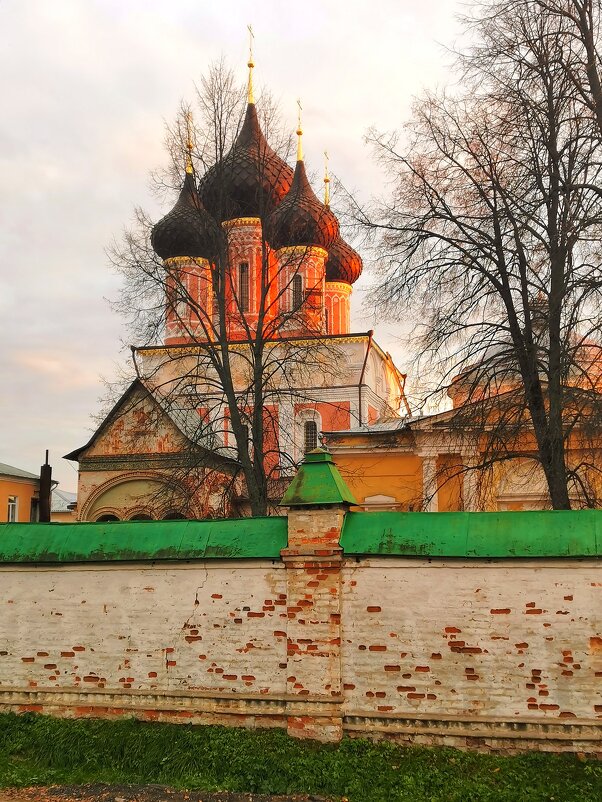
[357,0,602,508]
[110,61,349,517]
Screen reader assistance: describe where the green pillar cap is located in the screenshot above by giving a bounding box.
[280,448,358,507]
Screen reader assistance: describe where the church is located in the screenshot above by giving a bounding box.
[66,58,407,521]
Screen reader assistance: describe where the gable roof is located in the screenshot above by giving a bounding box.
[0,463,39,481]
[64,379,238,470]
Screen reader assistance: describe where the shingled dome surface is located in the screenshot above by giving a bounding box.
[325,235,363,284]
[199,103,294,222]
[151,172,221,261]
[269,160,340,251]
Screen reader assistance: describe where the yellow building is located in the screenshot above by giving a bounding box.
[324,409,560,512]
[0,463,39,522]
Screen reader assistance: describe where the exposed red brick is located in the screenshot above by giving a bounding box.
[60,651,75,657]
[445,626,461,633]
[384,665,401,672]
[247,612,265,618]
[369,645,387,652]
[539,704,560,710]
[397,685,416,692]
[407,693,425,699]
[367,606,381,613]
[21,657,35,663]
[415,666,430,672]
[490,609,511,615]
[431,653,442,659]
[525,609,543,615]
[36,652,49,657]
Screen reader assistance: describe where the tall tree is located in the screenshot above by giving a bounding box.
[360,0,602,508]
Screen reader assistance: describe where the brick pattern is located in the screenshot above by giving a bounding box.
[0,564,287,696]
[1,522,601,751]
[342,559,602,722]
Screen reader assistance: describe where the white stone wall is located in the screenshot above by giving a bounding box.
[0,552,600,749]
[341,558,602,722]
[0,562,287,696]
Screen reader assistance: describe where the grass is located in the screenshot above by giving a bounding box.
[0,713,600,801]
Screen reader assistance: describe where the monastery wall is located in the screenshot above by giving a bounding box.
[0,507,600,754]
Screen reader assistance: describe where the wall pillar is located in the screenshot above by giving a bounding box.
[280,448,356,742]
[422,455,438,511]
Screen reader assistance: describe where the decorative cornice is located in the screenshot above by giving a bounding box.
[164,256,210,267]
[79,453,212,473]
[325,281,353,293]
[222,217,261,229]
[276,245,328,260]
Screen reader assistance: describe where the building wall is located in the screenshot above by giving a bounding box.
[0,562,287,699]
[0,508,600,753]
[0,477,38,523]
[342,558,600,722]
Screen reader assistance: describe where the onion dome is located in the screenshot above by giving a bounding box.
[199,102,294,222]
[151,171,220,261]
[268,117,339,251]
[325,235,363,284]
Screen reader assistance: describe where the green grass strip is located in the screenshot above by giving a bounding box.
[0,713,600,801]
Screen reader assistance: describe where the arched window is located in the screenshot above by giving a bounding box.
[239,262,249,312]
[325,308,330,333]
[129,513,153,521]
[96,514,120,522]
[292,274,303,310]
[304,420,318,453]
[163,511,186,520]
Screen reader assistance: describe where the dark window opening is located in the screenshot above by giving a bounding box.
[304,420,318,453]
[292,274,303,310]
[96,514,120,522]
[239,262,250,312]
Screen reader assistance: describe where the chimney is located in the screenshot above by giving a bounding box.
[39,450,52,523]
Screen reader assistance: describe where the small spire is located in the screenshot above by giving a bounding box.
[296,98,303,162]
[184,110,194,174]
[323,150,330,206]
[247,24,255,104]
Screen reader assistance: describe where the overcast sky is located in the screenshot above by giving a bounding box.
[1,0,462,491]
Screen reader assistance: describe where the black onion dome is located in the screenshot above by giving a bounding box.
[199,103,294,222]
[151,172,220,261]
[268,160,340,251]
[325,235,363,284]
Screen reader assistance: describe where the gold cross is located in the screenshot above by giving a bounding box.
[247,24,254,63]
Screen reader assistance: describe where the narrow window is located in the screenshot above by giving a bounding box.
[239,262,249,312]
[7,496,18,522]
[304,420,318,453]
[292,274,303,310]
[325,308,330,333]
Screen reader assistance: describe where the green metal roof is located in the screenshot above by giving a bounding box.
[2,509,601,565]
[341,510,602,558]
[280,448,357,507]
[0,517,287,563]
